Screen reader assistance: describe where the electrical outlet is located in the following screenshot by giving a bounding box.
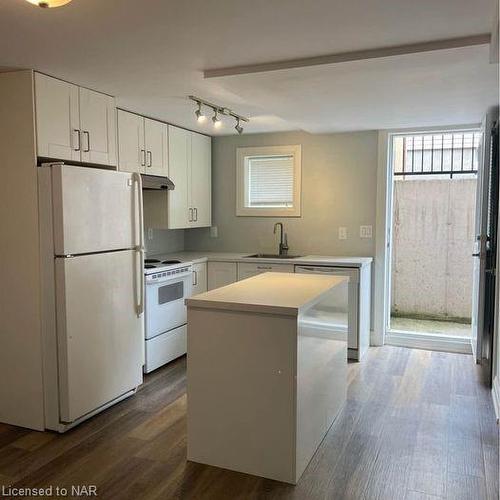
[360,225,373,238]
[147,228,154,241]
[209,226,218,238]
[338,227,347,240]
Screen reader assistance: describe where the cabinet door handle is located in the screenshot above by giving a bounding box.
[140,149,146,166]
[72,129,81,151]
[193,270,198,286]
[189,208,193,222]
[193,208,198,221]
[83,131,90,152]
[257,266,272,270]
[147,150,152,168]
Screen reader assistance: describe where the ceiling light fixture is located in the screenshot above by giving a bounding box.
[212,109,222,129]
[195,101,206,123]
[26,0,72,7]
[189,95,249,134]
[235,118,243,135]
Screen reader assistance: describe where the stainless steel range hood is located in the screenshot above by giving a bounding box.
[141,174,175,190]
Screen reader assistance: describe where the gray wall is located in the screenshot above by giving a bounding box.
[145,229,184,256]
[391,178,476,320]
[185,131,379,256]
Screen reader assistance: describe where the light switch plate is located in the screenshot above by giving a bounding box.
[209,226,218,238]
[360,225,373,238]
[338,227,347,240]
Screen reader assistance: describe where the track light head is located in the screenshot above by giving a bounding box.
[194,102,206,123]
[235,118,243,135]
[212,109,222,129]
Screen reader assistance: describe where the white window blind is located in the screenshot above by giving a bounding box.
[246,155,294,208]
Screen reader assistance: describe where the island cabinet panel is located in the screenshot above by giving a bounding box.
[207,262,237,290]
[187,308,298,483]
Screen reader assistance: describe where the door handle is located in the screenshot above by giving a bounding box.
[83,131,90,152]
[140,149,146,167]
[193,207,198,221]
[73,129,81,151]
[193,270,198,286]
[189,208,193,222]
[147,150,152,168]
[132,172,145,316]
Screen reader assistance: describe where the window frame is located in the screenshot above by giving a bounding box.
[236,145,302,217]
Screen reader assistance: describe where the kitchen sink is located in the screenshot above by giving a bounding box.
[244,253,303,259]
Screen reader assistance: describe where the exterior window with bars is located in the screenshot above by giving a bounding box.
[236,145,302,216]
[393,131,482,178]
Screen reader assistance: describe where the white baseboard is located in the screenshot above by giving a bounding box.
[385,330,472,354]
[492,376,500,422]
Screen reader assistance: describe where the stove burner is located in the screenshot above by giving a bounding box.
[144,259,161,263]
[162,260,182,264]
[144,264,157,269]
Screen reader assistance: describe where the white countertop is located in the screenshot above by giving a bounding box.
[185,272,349,316]
[149,251,372,268]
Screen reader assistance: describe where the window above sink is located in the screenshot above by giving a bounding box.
[236,145,302,217]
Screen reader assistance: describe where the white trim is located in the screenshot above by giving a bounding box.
[386,330,472,354]
[374,131,391,346]
[492,376,500,422]
[236,145,302,217]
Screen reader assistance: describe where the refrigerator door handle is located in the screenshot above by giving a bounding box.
[132,172,145,316]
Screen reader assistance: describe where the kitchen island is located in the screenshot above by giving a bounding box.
[185,272,349,484]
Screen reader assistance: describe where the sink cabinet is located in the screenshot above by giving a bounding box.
[237,262,294,281]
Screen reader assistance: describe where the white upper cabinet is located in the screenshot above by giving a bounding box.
[35,73,80,162]
[79,88,117,166]
[117,111,168,176]
[117,110,145,173]
[144,118,168,176]
[190,132,211,228]
[167,125,211,229]
[168,125,190,229]
[35,73,117,167]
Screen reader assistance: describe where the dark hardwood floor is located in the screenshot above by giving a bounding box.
[0,346,498,499]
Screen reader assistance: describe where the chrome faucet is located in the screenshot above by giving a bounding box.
[274,222,289,256]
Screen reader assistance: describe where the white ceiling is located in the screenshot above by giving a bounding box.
[0,0,498,135]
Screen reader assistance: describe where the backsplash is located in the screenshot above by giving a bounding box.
[145,229,185,256]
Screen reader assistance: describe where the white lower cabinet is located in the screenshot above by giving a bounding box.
[192,262,208,295]
[237,262,294,281]
[207,262,237,290]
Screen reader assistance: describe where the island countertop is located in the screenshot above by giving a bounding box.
[185,272,349,316]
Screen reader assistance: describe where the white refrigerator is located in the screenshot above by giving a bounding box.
[38,164,145,431]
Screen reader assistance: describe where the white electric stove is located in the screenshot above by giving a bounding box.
[143,258,193,373]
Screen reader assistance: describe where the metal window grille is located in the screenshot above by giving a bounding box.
[394,132,482,178]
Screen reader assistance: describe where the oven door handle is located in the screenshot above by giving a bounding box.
[132,172,145,317]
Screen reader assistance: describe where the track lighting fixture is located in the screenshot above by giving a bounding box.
[195,102,206,123]
[235,118,243,135]
[212,110,222,128]
[189,95,249,134]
